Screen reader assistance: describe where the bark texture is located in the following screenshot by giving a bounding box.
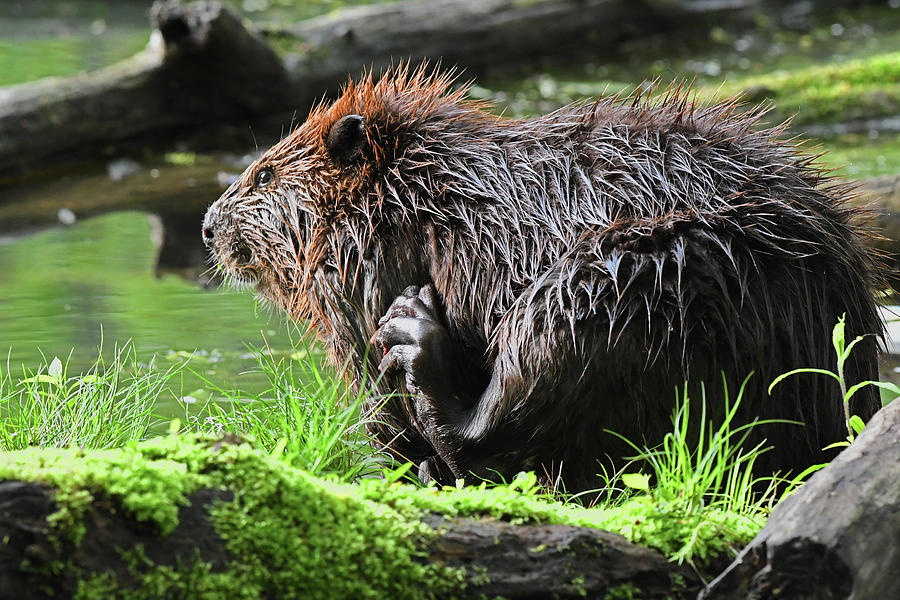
[701,398,900,600]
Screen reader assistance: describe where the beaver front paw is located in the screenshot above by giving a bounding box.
[374,284,459,402]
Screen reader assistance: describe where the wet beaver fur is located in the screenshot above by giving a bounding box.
[203,66,882,491]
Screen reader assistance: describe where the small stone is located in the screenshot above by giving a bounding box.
[106,158,141,181]
[57,207,76,225]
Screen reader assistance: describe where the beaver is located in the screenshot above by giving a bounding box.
[202,66,883,491]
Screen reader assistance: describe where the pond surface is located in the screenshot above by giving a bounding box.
[2,0,900,403]
[0,209,297,397]
[0,1,150,86]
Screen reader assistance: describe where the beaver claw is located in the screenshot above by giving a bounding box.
[374,284,457,400]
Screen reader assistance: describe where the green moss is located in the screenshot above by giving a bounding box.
[77,560,249,600]
[76,571,119,600]
[470,565,491,587]
[570,574,588,597]
[1,435,463,599]
[605,582,641,600]
[203,443,464,599]
[716,51,900,126]
[0,441,198,538]
[1,436,757,597]
[355,473,760,564]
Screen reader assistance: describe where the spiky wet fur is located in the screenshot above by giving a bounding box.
[205,66,882,489]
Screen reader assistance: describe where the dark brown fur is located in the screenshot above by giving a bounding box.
[202,66,883,491]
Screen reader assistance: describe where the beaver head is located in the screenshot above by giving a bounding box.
[202,67,484,348]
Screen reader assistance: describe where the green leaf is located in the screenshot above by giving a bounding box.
[510,471,539,494]
[48,357,63,379]
[793,462,829,481]
[865,380,900,396]
[271,437,288,458]
[845,380,872,404]
[840,335,868,364]
[846,380,900,405]
[823,440,851,451]
[383,462,414,484]
[768,368,840,394]
[849,415,866,435]
[21,374,59,385]
[781,462,829,501]
[831,314,846,358]
[621,472,651,494]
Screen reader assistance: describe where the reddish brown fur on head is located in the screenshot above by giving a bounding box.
[202,65,486,329]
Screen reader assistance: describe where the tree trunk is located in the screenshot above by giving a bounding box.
[700,398,900,599]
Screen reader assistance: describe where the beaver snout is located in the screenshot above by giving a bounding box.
[202,204,257,274]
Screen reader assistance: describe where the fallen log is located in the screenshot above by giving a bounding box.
[0,436,699,599]
[272,0,676,101]
[700,398,900,599]
[0,1,291,177]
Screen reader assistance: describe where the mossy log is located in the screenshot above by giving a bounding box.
[700,398,900,599]
[0,436,699,599]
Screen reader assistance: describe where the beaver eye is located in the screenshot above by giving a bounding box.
[255,168,274,188]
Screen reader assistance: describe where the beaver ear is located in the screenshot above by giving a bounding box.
[326,114,367,166]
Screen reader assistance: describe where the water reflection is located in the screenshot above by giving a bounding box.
[0,206,294,394]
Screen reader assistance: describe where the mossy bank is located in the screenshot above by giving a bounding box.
[0,434,760,599]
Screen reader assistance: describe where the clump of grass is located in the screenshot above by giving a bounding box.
[618,376,780,511]
[0,341,183,452]
[770,314,900,446]
[0,336,388,482]
[179,340,388,482]
[599,375,785,566]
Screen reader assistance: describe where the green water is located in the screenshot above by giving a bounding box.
[0,2,150,86]
[0,212,296,398]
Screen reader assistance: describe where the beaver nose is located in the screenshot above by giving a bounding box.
[202,225,215,247]
[201,211,217,247]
